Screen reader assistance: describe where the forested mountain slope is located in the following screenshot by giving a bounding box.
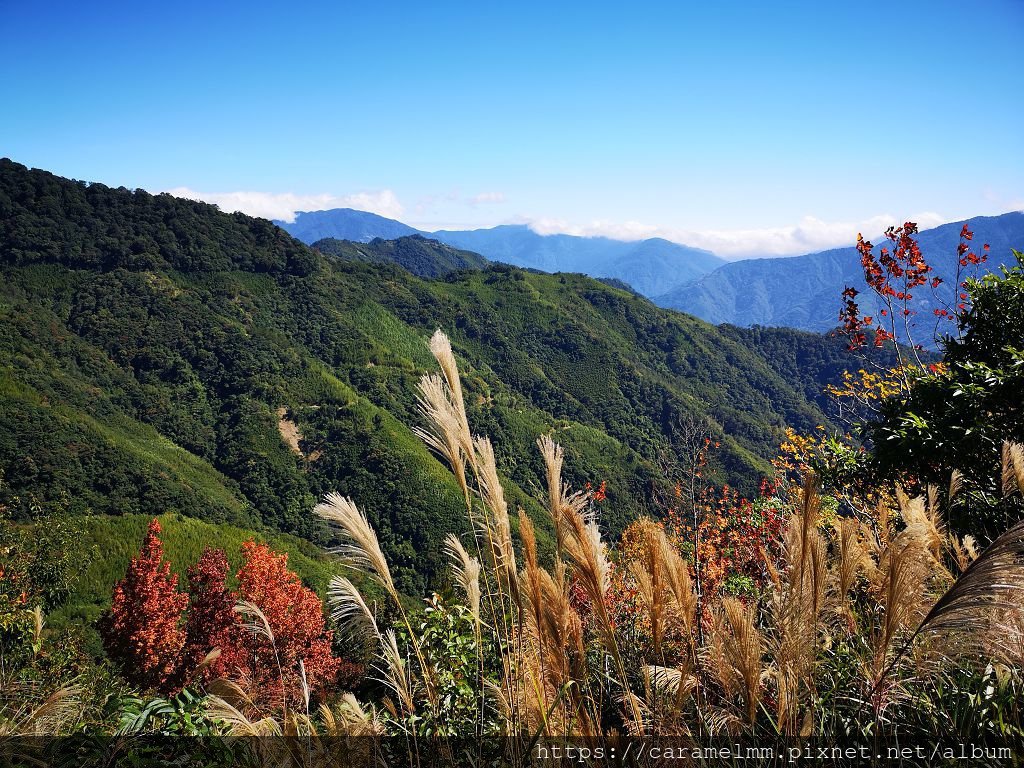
[2,158,865,591]
[311,234,488,277]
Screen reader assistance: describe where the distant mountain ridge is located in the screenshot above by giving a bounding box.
[281,208,420,243]
[654,212,1024,337]
[277,210,725,297]
[433,225,723,296]
[277,207,1024,339]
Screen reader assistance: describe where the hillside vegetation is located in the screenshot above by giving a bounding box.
[3,158,870,593]
[4,159,1024,757]
[311,234,488,277]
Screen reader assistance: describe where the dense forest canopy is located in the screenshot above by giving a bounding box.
[2,158,889,595]
[311,234,489,277]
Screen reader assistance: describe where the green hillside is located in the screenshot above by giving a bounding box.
[1,158,857,594]
[311,234,488,277]
[719,324,906,422]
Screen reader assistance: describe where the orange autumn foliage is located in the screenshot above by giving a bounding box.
[223,541,344,707]
[102,521,350,704]
[99,519,188,692]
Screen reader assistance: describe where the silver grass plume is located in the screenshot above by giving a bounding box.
[474,436,517,585]
[1002,441,1024,498]
[331,693,385,736]
[377,629,416,719]
[537,434,567,553]
[444,532,482,621]
[913,518,1024,642]
[414,373,471,494]
[327,574,380,648]
[315,493,398,602]
[429,329,471,445]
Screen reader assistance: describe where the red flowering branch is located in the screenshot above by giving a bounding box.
[843,222,930,372]
[931,223,989,344]
[840,222,990,361]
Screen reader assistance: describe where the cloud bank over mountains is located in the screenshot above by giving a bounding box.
[164,184,1018,258]
[523,212,950,258]
[164,187,405,223]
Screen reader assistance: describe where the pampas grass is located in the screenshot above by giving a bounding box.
[315,493,397,602]
[444,533,482,622]
[327,574,379,646]
[0,685,83,736]
[289,332,1024,747]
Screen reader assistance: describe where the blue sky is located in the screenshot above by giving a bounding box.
[2,0,1022,256]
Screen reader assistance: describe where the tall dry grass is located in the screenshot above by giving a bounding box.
[205,330,1024,752]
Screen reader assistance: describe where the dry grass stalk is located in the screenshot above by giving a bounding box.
[517,509,596,735]
[560,504,612,649]
[315,493,397,602]
[835,517,869,631]
[415,373,471,500]
[206,679,283,736]
[950,534,979,573]
[769,476,827,735]
[537,435,567,553]
[330,693,384,736]
[557,485,646,733]
[879,536,930,652]
[327,574,380,648]
[444,533,482,622]
[428,329,471,447]
[474,435,518,599]
[415,332,528,739]
[627,519,697,659]
[0,685,83,736]
[518,513,547,683]
[914,518,1024,643]
[316,493,438,711]
[645,664,698,708]
[1002,441,1024,498]
[720,597,764,725]
[628,520,668,656]
[378,629,416,721]
[895,485,950,578]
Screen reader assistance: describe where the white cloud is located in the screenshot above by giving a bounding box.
[981,189,1024,214]
[523,212,949,259]
[527,217,662,241]
[162,187,404,223]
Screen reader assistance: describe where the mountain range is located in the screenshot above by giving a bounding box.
[281,207,420,243]
[277,208,1024,340]
[276,209,724,297]
[656,213,1024,338]
[311,234,488,277]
